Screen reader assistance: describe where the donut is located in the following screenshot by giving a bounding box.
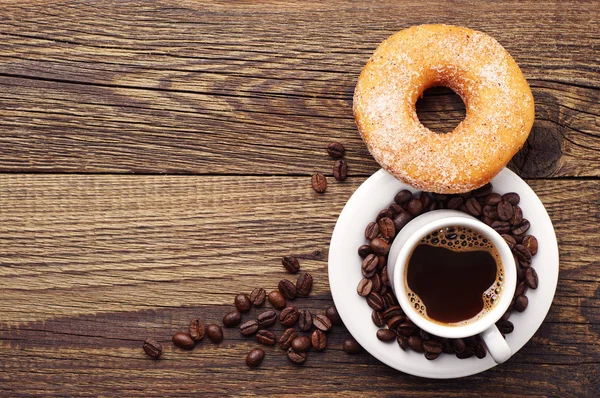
[353,24,535,193]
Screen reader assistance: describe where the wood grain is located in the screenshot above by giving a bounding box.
[0,0,598,176]
[0,175,598,396]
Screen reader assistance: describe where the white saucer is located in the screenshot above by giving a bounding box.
[328,168,559,379]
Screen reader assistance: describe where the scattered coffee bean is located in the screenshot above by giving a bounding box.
[357,244,373,258]
[235,294,252,313]
[484,192,502,205]
[387,315,406,331]
[362,254,379,274]
[287,347,307,364]
[515,281,528,297]
[382,291,397,308]
[278,279,297,299]
[502,234,516,250]
[423,339,443,354]
[143,338,162,359]
[496,320,514,334]
[249,287,266,307]
[357,278,373,297]
[280,306,300,327]
[502,192,520,205]
[278,328,297,350]
[258,310,278,328]
[313,314,332,332]
[240,320,259,336]
[370,238,390,256]
[408,335,424,352]
[465,197,482,216]
[172,332,195,350]
[456,347,475,359]
[419,192,432,208]
[311,173,327,193]
[267,290,286,310]
[525,267,539,289]
[513,233,525,243]
[389,203,403,216]
[394,190,412,204]
[375,207,393,221]
[483,204,499,219]
[376,329,397,342]
[447,197,464,210]
[420,329,431,341]
[333,159,348,181]
[397,335,409,350]
[246,348,265,368]
[514,244,532,265]
[511,219,531,235]
[393,211,412,231]
[473,183,493,197]
[383,305,403,320]
[491,220,511,234]
[425,351,441,360]
[378,217,396,239]
[522,235,538,255]
[366,292,385,311]
[397,322,418,337]
[291,336,311,352]
[372,310,385,327]
[298,310,313,331]
[510,205,523,226]
[407,199,423,216]
[365,222,379,240]
[189,318,206,341]
[514,295,529,312]
[223,310,242,328]
[370,273,382,293]
[206,324,223,343]
[343,338,362,354]
[311,329,327,351]
[327,142,345,158]
[256,330,277,346]
[474,341,487,359]
[325,306,342,326]
[282,256,300,274]
[296,272,313,296]
[451,338,466,353]
[497,200,514,221]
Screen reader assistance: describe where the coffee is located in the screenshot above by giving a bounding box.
[405,226,504,325]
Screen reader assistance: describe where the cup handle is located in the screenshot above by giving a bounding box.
[480,325,512,363]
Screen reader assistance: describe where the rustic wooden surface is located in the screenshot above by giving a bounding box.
[0,0,598,396]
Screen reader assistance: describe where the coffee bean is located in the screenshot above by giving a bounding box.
[298,310,313,331]
[240,320,259,335]
[525,267,539,289]
[282,256,300,274]
[522,235,538,256]
[370,238,390,256]
[474,341,487,359]
[510,205,523,226]
[456,347,475,359]
[378,254,387,269]
[484,193,502,205]
[287,347,307,364]
[393,211,413,232]
[189,318,205,341]
[381,266,390,287]
[278,328,297,350]
[482,216,495,226]
[311,173,327,193]
[517,262,527,281]
[325,306,342,326]
[383,305,403,320]
[423,339,443,354]
[366,292,385,311]
[172,332,195,350]
[451,338,466,353]
[206,324,223,343]
[376,329,397,342]
[382,291,397,308]
[511,219,530,235]
[370,273,381,293]
[491,220,511,234]
[372,310,385,327]
[501,234,516,250]
[397,322,418,337]
[311,329,327,351]
[483,204,499,219]
[246,348,265,368]
[387,315,406,330]
[514,295,529,312]
[502,192,520,205]
[361,265,377,279]
[222,310,242,328]
[235,294,252,313]
[313,314,332,332]
[280,306,300,327]
[376,208,394,222]
[256,330,277,346]
[143,338,162,359]
[513,233,525,243]
[419,192,432,208]
[514,244,532,264]
[497,200,514,221]
[419,329,431,341]
[333,159,348,181]
[361,254,378,274]
[447,197,464,210]
[473,183,493,197]
[407,199,423,216]
[357,278,373,297]
[358,244,373,258]
[257,310,278,328]
[389,203,403,216]
[291,336,311,352]
[397,335,409,350]
[249,288,266,307]
[296,272,313,296]
[408,335,424,352]
[465,197,482,216]
[378,217,396,239]
[501,311,511,321]
[425,351,441,360]
[278,279,297,299]
[365,222,379,240]
[343,338,362,354]
[267,290,286,310]
[395,190,412,204]
[464,336,477,347]
[515,281,528,297]
[496,320,514,334]
[327,142,345,158]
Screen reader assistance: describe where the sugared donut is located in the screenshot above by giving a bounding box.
[353,25,534,193]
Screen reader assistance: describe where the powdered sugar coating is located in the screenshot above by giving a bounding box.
[354,25,535,193]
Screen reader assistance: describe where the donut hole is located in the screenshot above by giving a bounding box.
[415,87,466,134]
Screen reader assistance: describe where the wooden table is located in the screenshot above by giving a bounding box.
[1,1,598,396]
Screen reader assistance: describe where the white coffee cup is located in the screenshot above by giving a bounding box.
[387,210,516,363]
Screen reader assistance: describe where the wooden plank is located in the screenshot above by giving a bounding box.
[0,0,599,176]
[0,175,598,396]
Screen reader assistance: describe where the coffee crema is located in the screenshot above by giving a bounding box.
[405,226,504,325]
